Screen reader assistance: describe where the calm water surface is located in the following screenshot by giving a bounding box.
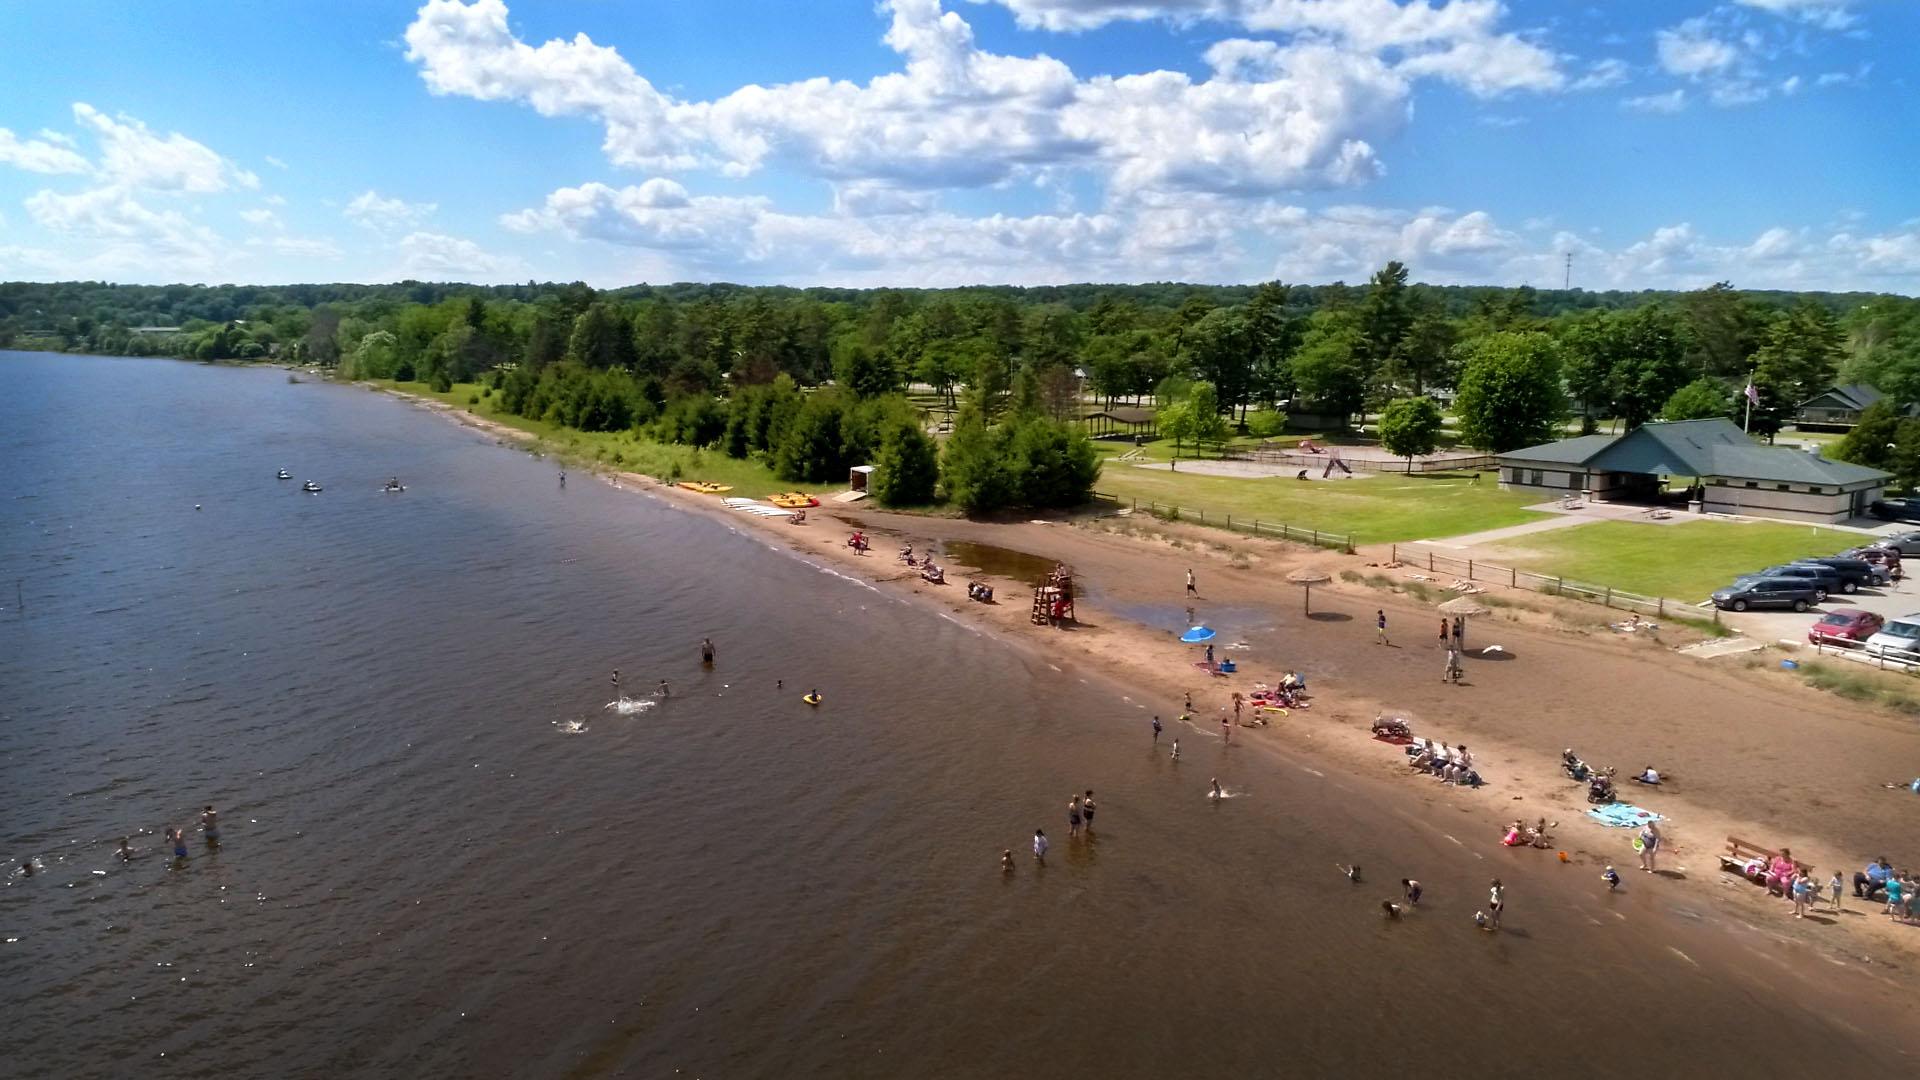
[1,352,1912,1078]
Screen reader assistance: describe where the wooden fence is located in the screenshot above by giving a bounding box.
[1229,448,1496,474]
[1093,492,1353,553]
[1389,544,1696,619]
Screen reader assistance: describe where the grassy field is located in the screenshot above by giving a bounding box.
[1478,519,1864,599]
[372,380,787,494]
[1090,447,1548,545]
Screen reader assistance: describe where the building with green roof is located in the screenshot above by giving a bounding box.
[1496,418,1890,524]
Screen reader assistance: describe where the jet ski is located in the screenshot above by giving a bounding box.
[276,469,292,480]
[302,481,323,493]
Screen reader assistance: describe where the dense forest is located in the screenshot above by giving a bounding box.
[7,273,1920,498]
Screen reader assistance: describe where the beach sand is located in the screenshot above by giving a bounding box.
[393,389,1920,986]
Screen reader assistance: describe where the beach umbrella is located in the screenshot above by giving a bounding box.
[1438,595,1490,651]
[1179,625,1217,644]
[1285,567,1332,614]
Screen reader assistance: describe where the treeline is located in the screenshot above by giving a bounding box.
[6,272,1920,487]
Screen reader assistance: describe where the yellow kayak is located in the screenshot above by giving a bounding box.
[677,482,734,494]
[769,492,818,508]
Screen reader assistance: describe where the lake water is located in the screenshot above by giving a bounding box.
[2,352,1912,1077]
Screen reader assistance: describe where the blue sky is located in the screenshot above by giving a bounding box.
[1,0,1913,291]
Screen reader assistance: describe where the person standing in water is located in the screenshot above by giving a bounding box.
[1002,849,1015,872]
[1068,795,1083,838]
[1221,714,1231,744]
[611,669,621,698]
[657,679,671,698]
[118,837,134,861]
[700,638,715,666]
[201,805,220,844]
[1170,738,1181,761]
[1209,778,1223,800]
[1081,791,1096,830]
[558,471,566,489]
[1402,878,1422,906]
[1033,829,1049,862]
[168,827,188,860]
[1151,715,1163,741]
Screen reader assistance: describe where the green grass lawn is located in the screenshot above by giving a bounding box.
[1089,448,1548,545]
[1478,519,1864,599]
[373,380,787,494]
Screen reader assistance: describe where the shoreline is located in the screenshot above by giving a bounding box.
[376,383,1920,987]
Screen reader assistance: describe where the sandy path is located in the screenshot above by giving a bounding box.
[389,388,1920,981]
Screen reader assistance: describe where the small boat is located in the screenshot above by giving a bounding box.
[676,481,734,495]
[768,492,819,508]
[382,484,406,494]
[302,481,323,493]
[276,470,292,480]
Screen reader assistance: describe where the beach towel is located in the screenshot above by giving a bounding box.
[1586,803,1663,828]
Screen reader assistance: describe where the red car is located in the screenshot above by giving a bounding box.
[1808,609,1886,646]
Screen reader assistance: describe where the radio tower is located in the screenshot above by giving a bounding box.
[1563,252,1573,291]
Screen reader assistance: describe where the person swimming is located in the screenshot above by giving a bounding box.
[118,837,133,861]
[1209,778,1223,800]
[1002,849,1015,872]
[657,679,670,698]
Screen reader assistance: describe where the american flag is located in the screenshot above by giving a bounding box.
[1744,382,1760,406]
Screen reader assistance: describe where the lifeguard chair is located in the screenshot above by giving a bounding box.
[1031,564,1076,626]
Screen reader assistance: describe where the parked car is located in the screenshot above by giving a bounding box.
[1865,617,1920,659]
[1847,546,1903,575]
[1711,576,1821,612]
[1872,531,1920,557]
[1869,499,1920,525]
[1755,563,1842,600]
[1808,609,1886,646]
[1796,557,1876,592]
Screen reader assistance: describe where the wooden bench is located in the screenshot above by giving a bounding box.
[1718,836,1814,890]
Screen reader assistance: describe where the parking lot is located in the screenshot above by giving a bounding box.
[1721,576,1920,646]
[1712,523,1920,645]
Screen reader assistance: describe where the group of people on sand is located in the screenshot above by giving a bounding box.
[19,805,221,879]
[1407,739,1479,786]
[1847,857,1918,922]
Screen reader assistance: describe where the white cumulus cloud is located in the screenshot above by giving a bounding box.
[345,190,438,230]
[403,0,1570,201]
[72,103,259,193]
[1656,19,1738,77]
[0,129,92,175]
[1733,0,1855,31]
[396,231,522,281]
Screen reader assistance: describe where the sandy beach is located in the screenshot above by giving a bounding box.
[394,388,1920,989]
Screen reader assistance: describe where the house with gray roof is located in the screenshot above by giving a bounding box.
[1794,383,1892,431]
[1496,418,1889,524]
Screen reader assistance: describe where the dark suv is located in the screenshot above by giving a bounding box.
[1795,558,1875,593]
[1756,563,1843,600]
[1712,576,1821,612]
